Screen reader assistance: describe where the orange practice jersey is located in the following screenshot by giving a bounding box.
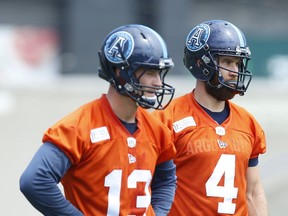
[42,94,176,216]
[152,91,266,216]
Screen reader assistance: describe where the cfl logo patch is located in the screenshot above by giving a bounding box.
[104,31,134,64]
[127,137,136,148]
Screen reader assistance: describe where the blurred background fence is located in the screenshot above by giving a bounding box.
[0,0,288,82]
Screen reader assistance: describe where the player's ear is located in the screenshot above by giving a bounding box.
[115,68,120,76]
[196,59,202,67]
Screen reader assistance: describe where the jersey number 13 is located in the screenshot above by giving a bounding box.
[105,169,152,215]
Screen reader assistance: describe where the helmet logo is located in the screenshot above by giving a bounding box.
[186,24,210,52]
[104,31,134,64]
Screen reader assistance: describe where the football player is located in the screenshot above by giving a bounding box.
[152,20,268,215]
[20,24,177,215]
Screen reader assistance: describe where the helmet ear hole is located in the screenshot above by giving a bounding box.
[196,59,202,67]
[114,68,120,76]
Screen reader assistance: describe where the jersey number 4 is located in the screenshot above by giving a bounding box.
[205,154,238,214]
[105,169,152,215]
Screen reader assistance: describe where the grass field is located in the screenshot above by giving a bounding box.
[0,75,287,215]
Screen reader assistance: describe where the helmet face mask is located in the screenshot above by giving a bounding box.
[125,67,174,109]
[215,53,252,95]
[98,24,175,109]
[184,20,252,95]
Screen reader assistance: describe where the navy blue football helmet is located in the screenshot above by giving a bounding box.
[98,24,175,109]
[184,20,252,95]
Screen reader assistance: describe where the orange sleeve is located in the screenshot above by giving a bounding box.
[156,123,176,164]
[43,123,84,164]
[42,104,92,165]
[250,116,267,158]
[142,109,176,164]
[230,102,267,159]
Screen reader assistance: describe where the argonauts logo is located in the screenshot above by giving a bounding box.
[104,31,134,64]
[186,23,210,52]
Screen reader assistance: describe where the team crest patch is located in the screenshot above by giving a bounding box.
[104,31,134,64]
[186,23,210,52]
